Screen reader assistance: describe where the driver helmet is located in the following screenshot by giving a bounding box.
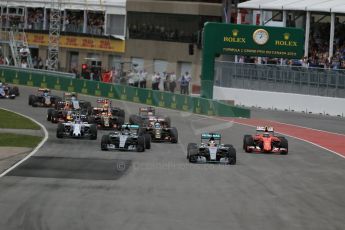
[263,132,270,138]
[0,82,3,88]
[43,90,49,97]
[154,122,161,128]
[65,101,71,109]
[122,126,131,135]
[208,137,216,147]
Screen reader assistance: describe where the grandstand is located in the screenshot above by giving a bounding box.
[0,0,126,74]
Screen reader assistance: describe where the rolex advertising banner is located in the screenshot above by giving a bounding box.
[0,66,250,118]
[201,22,304,99]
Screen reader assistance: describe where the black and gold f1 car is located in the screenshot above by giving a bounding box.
[28,88,62,107]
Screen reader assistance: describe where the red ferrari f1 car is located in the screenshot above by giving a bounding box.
[243,126,288,154]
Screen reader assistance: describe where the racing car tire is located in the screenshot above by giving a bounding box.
[187,143,198,159]
[144,133,151,149]
[117,116,125,127]
[243,135,254,153]
[12,86,19,96]
[52,110,59,123]
[164,116,171,127]
[129,114,143,126]
[47,108,54,121]
[118,109,125,119]
[90,124,97,140]
[28,95,36,105]
[279,137,288,155]
[137,135,145,152]
[56,123,64,138]
[101,135,110,151]
[225,144,236,165]
[188,147,198,163]
[170,127,178,143]
[88,116,95,124]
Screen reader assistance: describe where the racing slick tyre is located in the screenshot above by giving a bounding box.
[225,144,236,165]
[90,124,98,140]
[28,95,36,106]
[164,116,171,127]
[52,110,59,123]
[243,135,254,153]
[101,135,110,151]
[187,143,198,159]
[137,135,146,152]
[129,114,143,126]
[118,109,125,119]
[12,86,19,96]
[187,143,198,163]
[56,123,64,138]
[279,137,288,155]
[144,133,151,149]
[47,108,54,121]
[88,116,95,124]
[170,127,178,143]
[116,116,125,128]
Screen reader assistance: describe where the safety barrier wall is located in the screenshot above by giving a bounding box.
[214,61,345,98]
[0,65,250,118]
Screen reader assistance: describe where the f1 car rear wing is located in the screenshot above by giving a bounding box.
[63,92,78,100]
[121,124,140,130]
[139,107,155,115]
[97,98,111,105]
[256,126,274,132]
[38,88,51,92]
[201,133,221,140]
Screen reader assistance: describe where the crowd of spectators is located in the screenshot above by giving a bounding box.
[87,12,104,35]
[111,69,191,94]
[65,10,84,33]
[129,23,197,43]
[27,8,44,30]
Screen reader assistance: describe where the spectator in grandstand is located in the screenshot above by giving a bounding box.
[169,72,177,93]
[178,71,191,95]
[38,57,44,69]
[0,56,4,65]
[139,69,147,88]
[163,72,169,91]
[151,72,160,90]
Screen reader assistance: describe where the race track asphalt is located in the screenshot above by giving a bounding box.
[0,85,344,230]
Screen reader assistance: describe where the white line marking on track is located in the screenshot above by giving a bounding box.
[257,119,345,137]
[0,107,49,178]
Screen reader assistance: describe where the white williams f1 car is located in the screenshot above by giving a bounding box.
[56,115,97,140]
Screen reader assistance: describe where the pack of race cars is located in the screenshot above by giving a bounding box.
[19,86,290,165]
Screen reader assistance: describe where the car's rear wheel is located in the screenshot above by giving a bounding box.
[47,108,54,121]
[144,133,151,149]
[28,95,36,106]
[137,135,145,152]
[170,127,178,143]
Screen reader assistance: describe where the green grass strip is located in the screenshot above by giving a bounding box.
[0,109,40,130]
[0,133,42,148]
